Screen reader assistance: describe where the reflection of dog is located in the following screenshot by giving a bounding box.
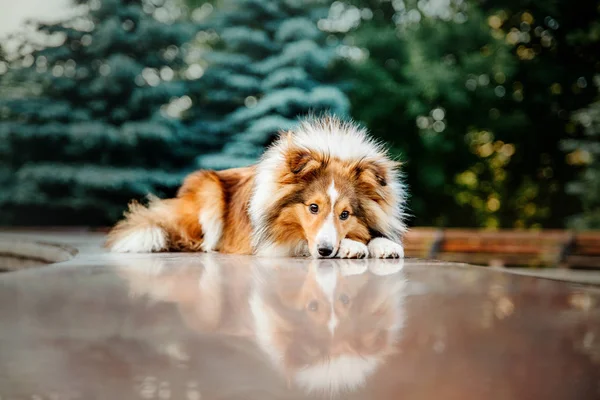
[113,254,254,337]
[106,115,407,259]
[114,255,406,394]
[250,259,406,393]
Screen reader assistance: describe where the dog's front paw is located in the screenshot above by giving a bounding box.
[337,239,369,259]
[368,238,404,259]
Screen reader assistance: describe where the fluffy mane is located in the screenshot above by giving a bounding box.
[249,115,407,254]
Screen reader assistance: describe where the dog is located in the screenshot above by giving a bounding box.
[106,115,407,258]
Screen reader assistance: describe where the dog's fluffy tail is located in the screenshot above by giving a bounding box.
[105,171,226,253]
[105,196,174,253]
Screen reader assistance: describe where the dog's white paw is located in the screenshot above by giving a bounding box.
[337,239,369,259]
[368,238,404,259]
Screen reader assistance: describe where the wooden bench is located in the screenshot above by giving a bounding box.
[402,228,442,259]
[403,229,600,269]
[563,233,600,268]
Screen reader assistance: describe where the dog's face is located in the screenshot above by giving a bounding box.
[295,174,367,258]
[267,144,396,258]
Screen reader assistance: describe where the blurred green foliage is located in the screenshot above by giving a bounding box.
[0,0,197,224]
[563,77,600,229]
[186,0,350,169]
[327,0,600,228]
[0,0,598,228]
[327,1,522,227]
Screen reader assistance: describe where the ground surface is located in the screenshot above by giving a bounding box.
[0,230,599,399]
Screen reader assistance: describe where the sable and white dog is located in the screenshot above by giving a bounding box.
[106,116,407,258]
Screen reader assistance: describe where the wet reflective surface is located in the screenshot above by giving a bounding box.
[0,254,599,399]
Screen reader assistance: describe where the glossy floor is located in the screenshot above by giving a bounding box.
[0,251,599,400]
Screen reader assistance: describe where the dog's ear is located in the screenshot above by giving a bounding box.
[282,130,324,176]
[288,149,313,174]
[352,159,399,187]
[284,147,322,180]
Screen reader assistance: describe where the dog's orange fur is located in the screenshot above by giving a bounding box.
[206,167,255,254]
[106,167,255,254]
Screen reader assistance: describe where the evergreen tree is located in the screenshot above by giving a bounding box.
[0,0,196,225]
[186,0,350,169]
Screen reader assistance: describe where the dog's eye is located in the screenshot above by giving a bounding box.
[309,204,319,214]
[339,211,350,220]
[307,300,319,312]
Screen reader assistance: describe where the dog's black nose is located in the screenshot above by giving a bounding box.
[318,246,333,257]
